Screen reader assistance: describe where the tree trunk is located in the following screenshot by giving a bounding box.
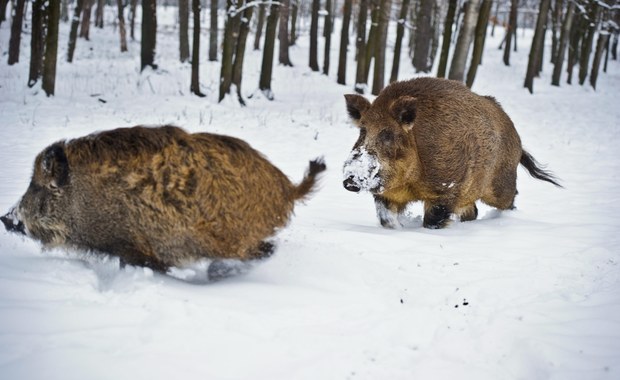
[232,2,254,104]
[371,0,392,95]
[413,0,433,72]
[323,0,332,74]
[129,0,137,40]
[254,3,266,50]
[449,0,480,81]
[364,3,379,83]
[354,0,368,93]
[141,0,157,71]
[0,0,9,27]
[43,0,60,96]
[611,32,618,60]
[279,0,293,66]
[29,0,46,87]
[437,0,457,78]
[95,0,104,28]
[209,0,218,61]
[219,0,236,101]
[465,0,492,88]
[524,0,550,94]
[590,32,609,90]
[80,0,94,39]
[309,0,320,71]
[190,0,204,96]
[551,1,574,86]
[503,0,518,66]
[390,0,410,82]
[8,0,26,65]
[550,0,564,63]
[68,0,84,62]
[578,1,599,85]
[566,13,585,85]
[179,0,190,62]
[117,0,128,52]
[290,0,298,45]
[337,0,353,84]
[61,0,69,22]
[490,0,499,37]
[259,3,280,99]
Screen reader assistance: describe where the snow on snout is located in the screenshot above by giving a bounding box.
[343,147,384,192]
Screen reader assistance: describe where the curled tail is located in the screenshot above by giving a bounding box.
[520,150,563,188]
[293,158,327,201]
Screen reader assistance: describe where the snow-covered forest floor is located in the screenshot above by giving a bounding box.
[1,7,619,380]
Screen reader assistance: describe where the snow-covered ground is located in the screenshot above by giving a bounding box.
[1,7,619,380]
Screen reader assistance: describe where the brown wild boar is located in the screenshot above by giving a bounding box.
[342,77,561,229]
[1,125,326,273]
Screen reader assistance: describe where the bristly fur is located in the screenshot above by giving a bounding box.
[520,150,563,188]
[5,125,326,272]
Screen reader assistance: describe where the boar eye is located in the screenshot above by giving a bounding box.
[378,129,395,145]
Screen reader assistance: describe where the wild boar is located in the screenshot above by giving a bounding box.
[342,77,561,229]
[1,125,326,272]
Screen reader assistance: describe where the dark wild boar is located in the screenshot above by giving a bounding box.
[1,125,326,272]
[342,77,561,229]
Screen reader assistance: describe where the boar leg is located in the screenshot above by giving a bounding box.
[455,203,478,222]
[374,195,404,229]
[247,240,276,260]
[423,203,452,229]
[117,248,169,273]
[483,170,518,210]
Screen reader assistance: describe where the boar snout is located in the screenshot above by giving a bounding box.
[1,208,25,235]
[343,177,361,192]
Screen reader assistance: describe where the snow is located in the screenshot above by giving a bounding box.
[343,146,384,192]
[1,7,620,380]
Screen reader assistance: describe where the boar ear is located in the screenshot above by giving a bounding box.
[390,96,418,128]
[41,143,69,189]
[344,94,371,123]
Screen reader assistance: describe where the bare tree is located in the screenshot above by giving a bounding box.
[413,0,434,73]
[179,0,190,62]
[503,0,518,66]
[309,0,320,71]
[524,0,551,93]
[80,0,94,40]
[190,0,205,96]
[290,0,299,45]
[390,0,411,82]
[449,0,481,81]
[29,0,46,87]
[117,0,128,52]
[590,29,610,90]
[254,3,266,50]
[95,0,104,28]
[141,0,158,71]
[578,0,599,85]
[337,0,353,84]
[437,0,458,78]
[232,2,254,104]
[219,0,237,100]
[209,0,218,61]
[323,0,333,74]
[43,0,61,96]
[551,0,564,63]
[551,0,575,86]
[129,0,137,40]
[259,3,280,99]
[363,3,379,83]
[354,0,369,93]
[279,0,293,66]
[466,0,493,88]
[8,0,27,65]
[68,0,85,62]
[0,0,9,27]
[371,0,392,95]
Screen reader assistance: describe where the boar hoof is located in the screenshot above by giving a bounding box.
[1,213,25,235]
[423,205,451,229]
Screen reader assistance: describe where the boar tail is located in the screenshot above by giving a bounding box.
[293,158,327,201]
[520,150,563,188]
